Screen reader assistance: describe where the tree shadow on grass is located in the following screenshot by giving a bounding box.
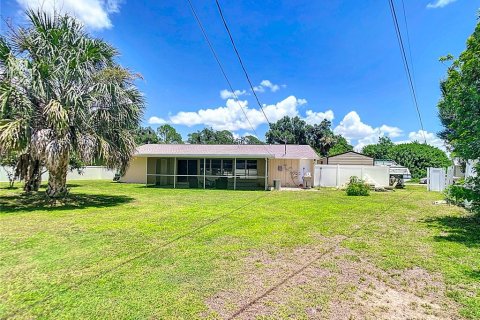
[424,214,480,248]
[0,192,134,214]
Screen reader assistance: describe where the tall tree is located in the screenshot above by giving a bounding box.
[389,142,451,179]
[134,127,159,145]
[266,116,350,157]
[362,136,395,159]
[438,23,480,162]
[307,119,338,156]
[157,124,183,144]
[0,11,144,197]
[327,136,353,156]
[236,135,264,145]
[187,128,235,144]
[437,19,480,212]
[265,116,309,145]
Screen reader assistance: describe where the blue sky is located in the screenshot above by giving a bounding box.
[1,0,479,149]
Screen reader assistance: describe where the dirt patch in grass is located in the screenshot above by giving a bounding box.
[205,237,459,319]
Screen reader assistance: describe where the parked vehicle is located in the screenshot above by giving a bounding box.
[374,159,412,188]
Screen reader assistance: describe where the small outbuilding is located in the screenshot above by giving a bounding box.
[318,151,374,166]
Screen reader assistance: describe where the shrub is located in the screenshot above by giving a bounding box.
[345,176,370,196]
[445,182,480,213]
[388,142,451,179]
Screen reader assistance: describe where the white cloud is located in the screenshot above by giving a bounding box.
[397,130,446,150]
[332,111,447,152]
[220,89,248,100]
[253,80,283,93]
[304,110,334,125]
[148,116,167,125]
[16,0,123,30]
[334,111,377,140]
[232,132,257,140]
[168,95,305,131]
[149,96,322,131]
[426,0,457,9]
[333,111,403,151]
[379,125,403,138]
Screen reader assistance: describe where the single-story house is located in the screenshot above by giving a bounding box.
[318,151,374,166]
[120,144,319,190]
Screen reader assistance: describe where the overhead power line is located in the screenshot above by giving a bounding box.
[400,0,416,88]
[388,0,427,144]
[214,0,272,127]
[186,0,271,153]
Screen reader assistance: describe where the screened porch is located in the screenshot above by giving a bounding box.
[146,157,268,190]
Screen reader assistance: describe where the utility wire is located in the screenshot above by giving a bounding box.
[400,0,416,88]
[228,190,415,319]
[186,0,259,142]
[214,0,272,127]
[186,0,275,157]
[5,193,271,319]
[388,0,427,144]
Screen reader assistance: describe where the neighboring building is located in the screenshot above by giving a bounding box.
[318,151,374,166]
[120,144,319,190]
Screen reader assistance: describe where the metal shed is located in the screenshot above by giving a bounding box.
[318,151,374,166]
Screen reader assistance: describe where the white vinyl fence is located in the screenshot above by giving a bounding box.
[314,165,389,187]
[0,166,115,183]
[427,167,454,192]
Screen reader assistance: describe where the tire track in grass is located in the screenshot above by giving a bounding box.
[227,190,415,319]
[3,192,271,319]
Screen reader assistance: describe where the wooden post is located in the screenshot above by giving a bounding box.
[336,164,340,187]
[234,158,237,190]
[203,158,206,189]
[264,158,268,191]
[173,157,176,189]
[145,157,148,186]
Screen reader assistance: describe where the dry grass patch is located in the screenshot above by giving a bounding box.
[207,238,459,319]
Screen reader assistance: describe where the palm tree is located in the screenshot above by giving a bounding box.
[0,10,144,198]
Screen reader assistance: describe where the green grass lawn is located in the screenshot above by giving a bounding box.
[0,181,479,319]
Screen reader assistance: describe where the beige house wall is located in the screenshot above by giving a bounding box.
[120,157,146,183]
[267,159,315,187]
[121,156,316,188]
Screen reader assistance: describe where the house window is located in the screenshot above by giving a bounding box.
[223,160,233,175]
[211,159,222,175]
[201,159,235,176]
[177,159,198,182]
[236,159,258,176]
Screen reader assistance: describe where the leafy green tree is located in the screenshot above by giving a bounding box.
[266,116,348,157]
[362,137,395,159]
[438,28,480,161]
[307,120,338,156]
[187,128,235,144]
[265,116,309,145]
[157,124,183,144]
[134,127,159,145]
[236,135,264,145]
[388,142,451,179]
[327,136,353,156]
[437,19,480,212]
[0,11,144,197]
